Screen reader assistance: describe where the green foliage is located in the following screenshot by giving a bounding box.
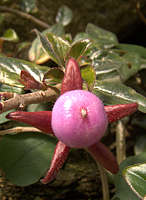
[0,133,56,186]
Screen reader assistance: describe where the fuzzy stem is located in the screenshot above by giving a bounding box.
[0,126,42,135]
[97,163,110,200]
[0,84,61,113]
[0,6,50,28]
[116,120,126,164]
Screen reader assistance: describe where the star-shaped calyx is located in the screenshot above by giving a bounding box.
[6,58,138,184]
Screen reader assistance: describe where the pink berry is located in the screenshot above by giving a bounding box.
[51,90,108,148]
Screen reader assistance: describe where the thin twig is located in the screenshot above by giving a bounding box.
[136,1,146,25]
[0,126,42,135]
[0,84,61,113]
[116,120,126,164]
[97,163,110,200]
[0,6,50,28]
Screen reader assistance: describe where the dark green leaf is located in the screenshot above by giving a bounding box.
[92,50,143,82]
[81,65,96,91]
[93,81,146,113]
[86,23,118,48]
[115,44,146,59]
[118,53,142,82]
[37,31,70,67]
[114,153,146,200]
[0,56,49,88]
[123,163,146,199]
[29,24,65,64]
[56,5,73,26]
[0,133,56,186]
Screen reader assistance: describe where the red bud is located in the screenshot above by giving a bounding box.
[87,142,119,174]
[6,111,53,134]
[41,141,70,184]
[61,58,83,94]
[104,103,138,123]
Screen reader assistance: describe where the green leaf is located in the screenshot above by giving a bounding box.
[86,23,118,48]
[134,135,146,155]
[81,65,96,91]
[0,56,49,88]
[123,163,146,199]
[118,53,142,82]
[114,152,146,200]
[1,29,19,42]
[115,44,146,59]
[92,50,143,82]
[68,39,91,60]
[56,5,73,26]
[29,24,65,64]
[93,81,146,113]
[37,31,70,67]
[0,133,56,186]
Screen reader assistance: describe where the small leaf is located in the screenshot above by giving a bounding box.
[37,31,70,67]
[56,5,73,26]
[0,133,56,186]
[20,0,37,13]
[86,23,118,48]
[29,24,65,64]
[1,29,19,42]
[93,81,146,113]
[123,163,146,199]
[81,64,96,91]
[0,110,15,124]
[68,39,91,60]
[43,68,64,85]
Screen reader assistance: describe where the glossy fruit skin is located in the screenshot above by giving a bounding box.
[51,90,108,148]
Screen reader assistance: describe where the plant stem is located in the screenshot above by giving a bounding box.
[97,163,110,200]
[0,126,42,135]
[0,84,61,113]
[0,6,50,28]
[116,120,126,164]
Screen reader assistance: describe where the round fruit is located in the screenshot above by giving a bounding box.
[51,90,108,148]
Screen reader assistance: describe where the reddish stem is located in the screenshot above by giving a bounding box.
[104,103,138,123]
[87,142,119,174]
[61,58,83,94]
[6,111,53,134]
[41,141,70,184]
